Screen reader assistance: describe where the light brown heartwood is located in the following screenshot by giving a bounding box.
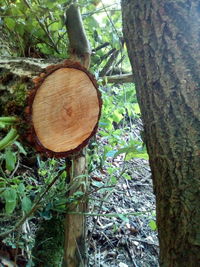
[28,60,102,157]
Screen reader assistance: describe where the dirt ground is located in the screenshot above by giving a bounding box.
[88,157,159,267]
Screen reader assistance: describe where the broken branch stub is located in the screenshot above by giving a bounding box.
[27,60,102,157]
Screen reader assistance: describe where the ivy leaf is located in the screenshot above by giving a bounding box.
[3,188,17,214]
[22,196,32,213]
[5,149,16,171]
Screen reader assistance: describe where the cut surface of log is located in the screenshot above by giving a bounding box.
[29,61,101,157]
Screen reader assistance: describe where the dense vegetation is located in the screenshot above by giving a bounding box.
[0,1,151,265]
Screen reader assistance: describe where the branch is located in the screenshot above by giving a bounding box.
[99,49,120,77]
[65,4,91,68]
[101,73,134,84]
[92,42,110,52]
[23,0,59,54]
[0,58,134,84]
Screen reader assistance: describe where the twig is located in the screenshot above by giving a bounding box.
[23,0,59,53]
[92,42,110,52]
[98,48,116,64]
[124,238,139,267]
[100,0,122,45]
[83,4,117,16]
[101,73,134,84]
[68,210,153,217]
[99,49,120,77]
[131,238,159,247]
[10,156,20,178]
[88,190,112,243]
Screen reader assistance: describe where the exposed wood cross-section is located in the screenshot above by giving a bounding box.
[28,61,102,157]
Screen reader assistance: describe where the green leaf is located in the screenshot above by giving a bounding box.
[0,128,18,150]
[91,181,104,188]
[110,176,117,185]
[4,17,16,30]
[114,146,132,157]
[5,149,16,171]
[60,170,67,179]
[22,196,32,213]
[86,16,99,29]
[18,183,25,196]
[118,214,129,223]
[112,110,123,123]
[125,152,149,160]
[133,103,141,114]
[14,141,27,155]
[106,150,117,158]
[122,173,132,180]
[100,119,113,130]
[149,220,157,231]
[3,188,17,214]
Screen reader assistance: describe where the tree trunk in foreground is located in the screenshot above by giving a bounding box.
[122,1,200,266]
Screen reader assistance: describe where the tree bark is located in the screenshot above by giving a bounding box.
[63,3,92,267]
[122,1,200,266]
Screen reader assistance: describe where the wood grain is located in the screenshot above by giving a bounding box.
[32,67,100,153]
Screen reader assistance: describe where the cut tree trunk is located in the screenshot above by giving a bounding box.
[122,0,200,266]
[28,60,101,157]
[63,3,92,267]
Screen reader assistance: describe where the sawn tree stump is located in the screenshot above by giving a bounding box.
[27,60,102,157]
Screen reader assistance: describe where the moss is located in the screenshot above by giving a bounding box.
[0,70,31,116]
[32,215,65,267]
[12,82,28,107]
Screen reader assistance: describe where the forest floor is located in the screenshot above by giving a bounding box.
[88,133,159,267]
[0,120,159,267]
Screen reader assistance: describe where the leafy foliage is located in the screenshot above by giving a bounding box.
[0,0,154,265]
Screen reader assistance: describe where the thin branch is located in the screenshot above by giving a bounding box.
[98,48,116,64]
[100,0,122,46]
[68,210,154,217]
[0,171,62,238]
[101,73,134,84]
[99,49,120,77]
[92,42,110,52]
[23,0,60,53]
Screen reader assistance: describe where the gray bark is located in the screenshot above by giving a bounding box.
[122,1,200,266]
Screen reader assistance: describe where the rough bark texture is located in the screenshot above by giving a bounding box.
[63,154,87,267]
[63,3,92,267]
[122,1,200,266]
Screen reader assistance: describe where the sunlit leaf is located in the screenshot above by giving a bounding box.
[133,103,141,114]
[112,110,123,123]
[149,220,157,231]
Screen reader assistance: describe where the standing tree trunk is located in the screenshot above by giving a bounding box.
[63,3,92,267]
[122,1,200,266]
